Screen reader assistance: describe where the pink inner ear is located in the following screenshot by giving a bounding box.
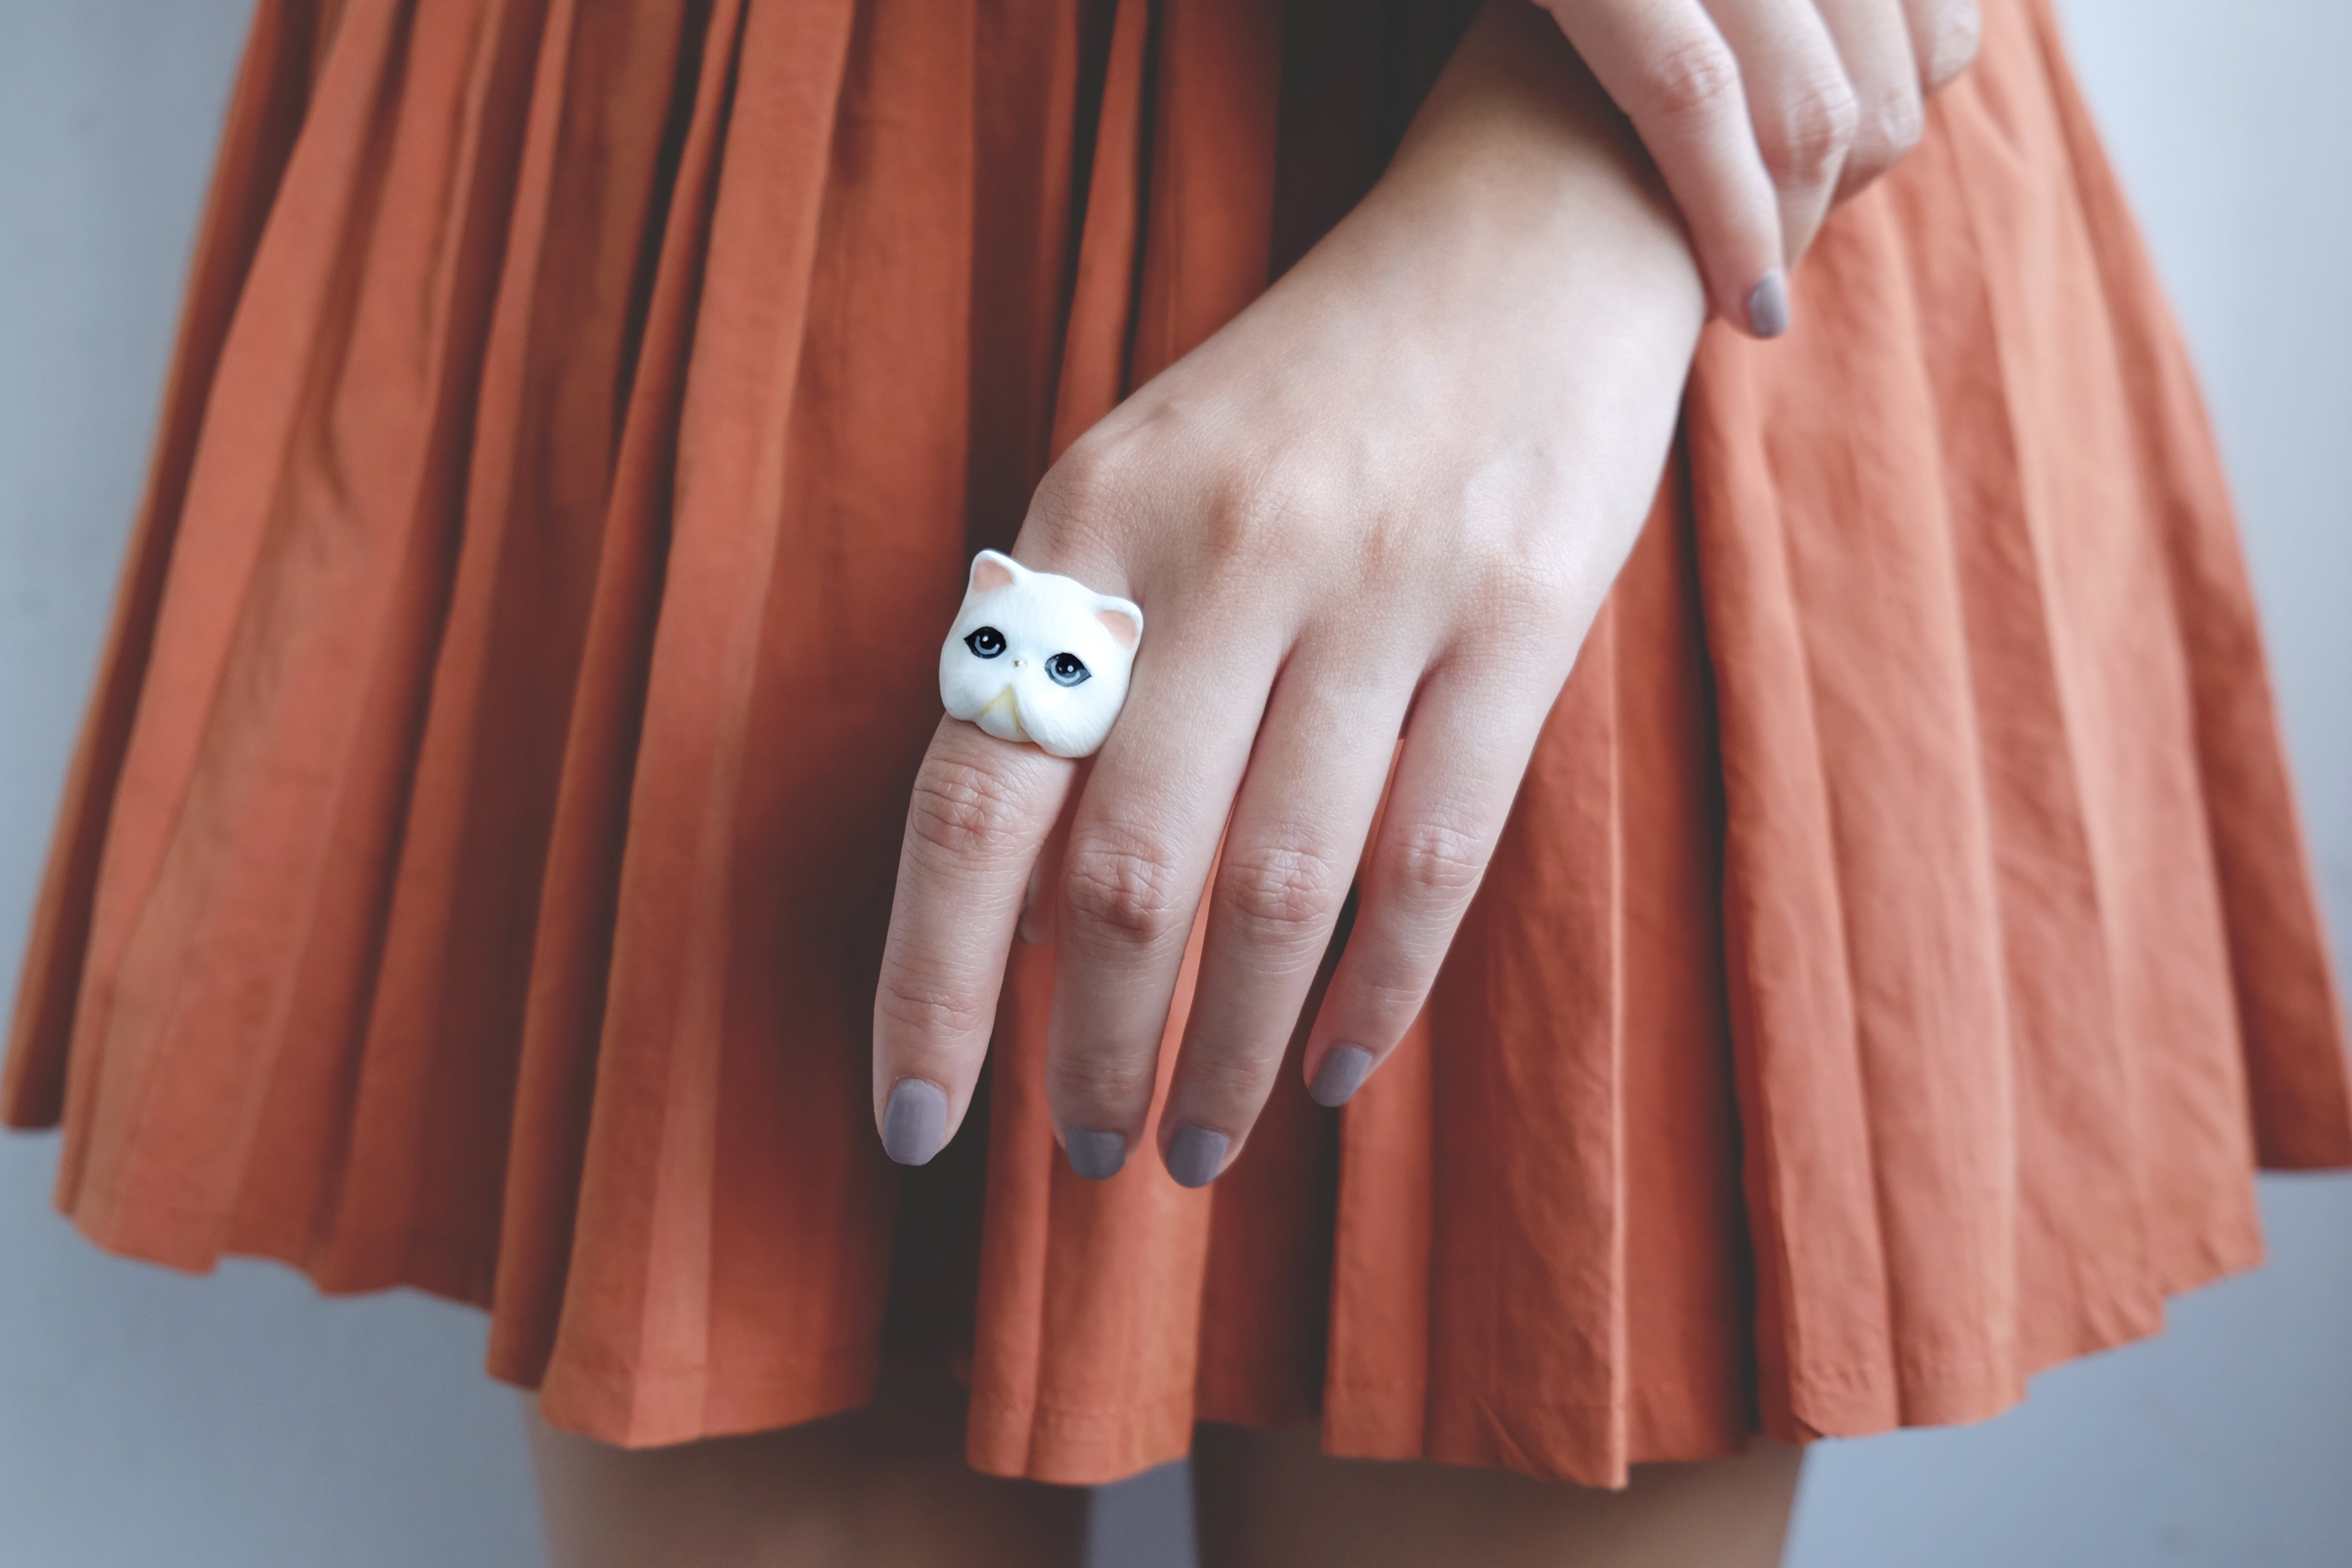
[971,556,1015,593]
[1096,608,1139,649]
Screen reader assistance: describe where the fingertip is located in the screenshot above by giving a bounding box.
[1745,268,1792,338]
[880,1077,950,1165]
[1164,1124,1231,1189]
[1062,1127,1127,1181]
[1307,1043,1376,1108]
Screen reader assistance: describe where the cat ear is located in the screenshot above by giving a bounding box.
[969,550,1020,595]
[1093,597,1142,650]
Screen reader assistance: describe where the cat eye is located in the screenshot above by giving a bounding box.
[1046,652,1090,687]
[964,626,1006,658]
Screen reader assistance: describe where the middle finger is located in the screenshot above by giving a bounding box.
[1045,607,1277,1179]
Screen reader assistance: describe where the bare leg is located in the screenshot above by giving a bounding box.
[1193,1423,1802,1568]
[527,1370,1086,1568]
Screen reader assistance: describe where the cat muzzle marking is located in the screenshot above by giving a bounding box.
[939,550,1142,759]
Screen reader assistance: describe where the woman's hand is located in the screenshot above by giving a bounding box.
[870,4,1705,1185]
[1537,0,1979,335]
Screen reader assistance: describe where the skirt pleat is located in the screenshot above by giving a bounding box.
[6,0,2346,1490]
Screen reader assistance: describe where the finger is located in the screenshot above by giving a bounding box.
[1812,0,1926,200]
[1018,795,1074,947]
[1542,0,1793,337]
[1700,0,1858,263]
[1154,651,1412,1187]
[873,718,1076,1164]
[1904,0,1981,94]
[1045,613,1274,1180]
[1300,662,1553,1110]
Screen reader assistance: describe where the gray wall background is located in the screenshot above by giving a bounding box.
[0,2,2343,1564]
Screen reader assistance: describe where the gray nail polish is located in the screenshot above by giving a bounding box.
[881,1078,948,1166]
[1164,1125,1230,1189]
[1064,1127,1127,1181]
[1747,270,1792,339]
[1308,1044,1376,1108]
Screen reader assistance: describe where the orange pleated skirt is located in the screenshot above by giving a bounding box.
[6,0,2348,1489]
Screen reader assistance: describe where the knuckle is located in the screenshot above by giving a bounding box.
[1454,557,1583,677]
[1035,435,1128,518]
[1062,831,1189,950]
[905,756,1028,868]
[1923,1,1983,91]
[1884,90,1928,158]
[1220,832,1350,947]
[1761,77,1861,190]
[1045,1051,1157,1114]
[876,972,992,1044]
[1848,86,1926,184]
[1179,1050,1273,1107]
[1199,473,1311,575]
[1476,548,1580,632]
[1384,811,1492,911]
[1027,436,1143,559]
[1631,31,1743,128]
[1345,961,1436,1024]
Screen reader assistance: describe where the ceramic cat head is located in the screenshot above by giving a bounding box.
[939,551,1143,759]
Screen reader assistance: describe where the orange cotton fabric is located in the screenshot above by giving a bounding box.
[6,0,2350,1488]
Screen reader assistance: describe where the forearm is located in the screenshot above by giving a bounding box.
[1325,0,1709,388]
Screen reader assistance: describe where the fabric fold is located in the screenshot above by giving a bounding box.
[6,0,2346,1492]
[2,0,327,1136]
[488,0,735,1402]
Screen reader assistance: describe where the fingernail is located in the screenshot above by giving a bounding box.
[1746,270,1791,338]
[1164,1125,1230,1189]
[1308,1044,1376,1108]
[881,1078,948,1166]
[1063,1127,1127,1181]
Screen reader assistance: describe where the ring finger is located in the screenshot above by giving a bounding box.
[1153,647,1417,1186]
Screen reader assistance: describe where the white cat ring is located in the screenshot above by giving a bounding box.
[939,550,1143,759]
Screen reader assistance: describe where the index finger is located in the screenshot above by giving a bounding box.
[871,718,1075,1164]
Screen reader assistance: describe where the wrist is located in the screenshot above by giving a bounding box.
[1334,0,1706,355]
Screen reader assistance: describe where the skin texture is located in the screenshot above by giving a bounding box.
[871,1,1708,1190]
[1537,0,1982,335]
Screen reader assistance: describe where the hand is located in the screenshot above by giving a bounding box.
[1536,0,1980,335]
[870,5,1705,1185]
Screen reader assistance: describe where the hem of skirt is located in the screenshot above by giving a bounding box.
[955,1218,2269,1491]
[531,1343,884,1452]
[60,1173,502,1308]
[1778,1218,2267,1447]
[965,1384,1199,1487]
[23,1134,2308,1483]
